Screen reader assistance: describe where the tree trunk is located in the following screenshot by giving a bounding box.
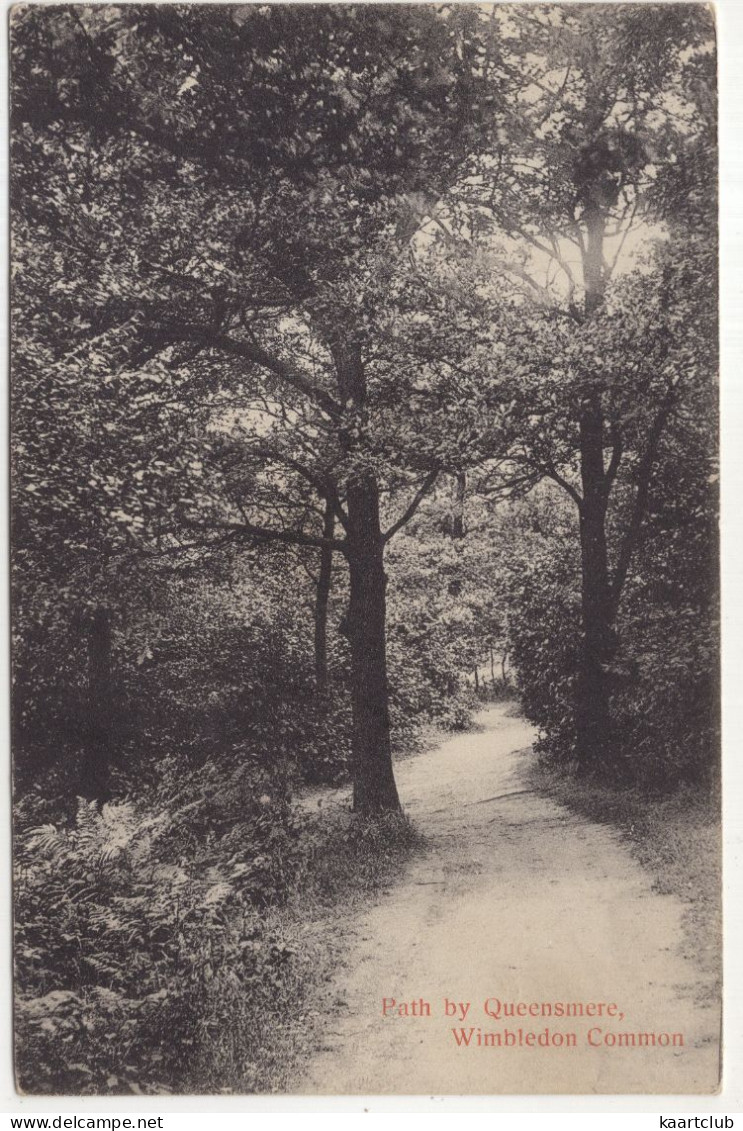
[82,604,113,801]
[451,472,466,539]
[575,401,614,773]
[573,205,615,773]
[314,501,334,693]
[332,339,400,815]
[345,475,401,814]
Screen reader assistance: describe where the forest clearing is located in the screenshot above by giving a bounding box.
[10,3,719,1096]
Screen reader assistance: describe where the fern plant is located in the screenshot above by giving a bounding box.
[15,775,304,1094]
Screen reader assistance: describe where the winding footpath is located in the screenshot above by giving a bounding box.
[298,704,721,1095]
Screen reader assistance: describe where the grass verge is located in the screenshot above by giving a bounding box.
[528,758,722,1006]
[193,803,422,1094]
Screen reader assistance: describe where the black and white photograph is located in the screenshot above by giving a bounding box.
[9,2,721,1097]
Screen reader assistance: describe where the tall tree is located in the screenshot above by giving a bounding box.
[11,4,506,811]
[457,4,716,771]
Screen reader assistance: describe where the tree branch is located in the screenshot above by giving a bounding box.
[248,446,349,531]
[383,470,439,543]
[604,428,623,493]
[185,519,348,554]
[540,460,583,509]
[609,386,678,620]
[153,324,342,421]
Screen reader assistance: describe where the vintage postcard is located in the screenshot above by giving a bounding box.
[10,2,721,1096]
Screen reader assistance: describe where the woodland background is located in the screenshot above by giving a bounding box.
[10,3,718,1095]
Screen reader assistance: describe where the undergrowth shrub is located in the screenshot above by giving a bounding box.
[14,765,420,1095]
[505,459,718,789]
[507,534,580,765]
[14,758,304,1095]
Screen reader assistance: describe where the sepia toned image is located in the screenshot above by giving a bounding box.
[10,2,720,1097]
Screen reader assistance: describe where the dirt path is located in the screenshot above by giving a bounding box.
[299,704,721,1095]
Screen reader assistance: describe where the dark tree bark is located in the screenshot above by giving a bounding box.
[314,500,334,693]
[333,340,401,814]
[575,400,614,771]
[345,476,400,813]
[573,205,615,772]
[560,370,676,775]
[81,604,113,801]
[447,473,466,597]
[451,472,466,539]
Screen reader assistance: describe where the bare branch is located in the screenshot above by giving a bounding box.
[152,324,342,421]
[604,428,623,492]
[542,461,583,509]
[248,446,349,531]
[383,470,439,543]
[182,517,347,554]
[609,387,678,619]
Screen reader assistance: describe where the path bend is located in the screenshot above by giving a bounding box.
[299,704,720,1095]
